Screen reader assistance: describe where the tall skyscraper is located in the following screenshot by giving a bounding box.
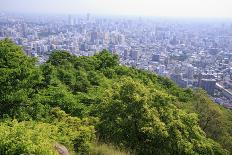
[199,79,216,96]
[68,15,74,26]
[86,13,90,21]
[130,49,139,61]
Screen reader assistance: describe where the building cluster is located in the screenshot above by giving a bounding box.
[0,12,232,109]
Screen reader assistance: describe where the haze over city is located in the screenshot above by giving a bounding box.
[1,0,232,18]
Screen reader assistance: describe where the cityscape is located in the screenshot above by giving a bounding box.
[1,12,231,109]
[1,0,232,154]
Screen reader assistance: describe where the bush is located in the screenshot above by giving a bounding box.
[0,108,96,155]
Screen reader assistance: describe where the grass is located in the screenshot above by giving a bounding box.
[90,143,132,155]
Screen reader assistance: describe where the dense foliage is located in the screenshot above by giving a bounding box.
[0,39,231,154]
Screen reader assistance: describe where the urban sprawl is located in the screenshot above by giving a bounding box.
[0,12,232,109]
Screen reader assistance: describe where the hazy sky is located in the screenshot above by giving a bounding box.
[1,0,232,18]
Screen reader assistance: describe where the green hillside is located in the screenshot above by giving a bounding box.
[0,38,231,154]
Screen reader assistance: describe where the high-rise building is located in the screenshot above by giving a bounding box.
[21,23,27,37]
[123,50,129,60]
[199,79,216,96]
[130,49,139,61]
[90,31,98,44]
[170,74,188,88]
[68,15,74,26]
[103,32,109,44]
[197,73,215,86]
[86,13,90,21]
[152,54,160,62]
[31,48,38,57]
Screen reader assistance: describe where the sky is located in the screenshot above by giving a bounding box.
[1,0,232,18]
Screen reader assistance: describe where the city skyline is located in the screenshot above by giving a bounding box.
[1,0,232,18]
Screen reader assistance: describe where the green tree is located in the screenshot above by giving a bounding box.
[0,109,96,155]
[0,39,42,117]
[47,50,75,67]
[96,77,227,154]
[33,84,87,117]
[95,49,119,69]
[185,89,232,153]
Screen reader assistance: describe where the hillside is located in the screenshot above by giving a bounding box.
[0,38,231,155]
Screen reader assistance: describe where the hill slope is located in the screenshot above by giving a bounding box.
[0,39,231,154]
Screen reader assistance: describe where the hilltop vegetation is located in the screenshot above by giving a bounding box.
[0,38,231,154]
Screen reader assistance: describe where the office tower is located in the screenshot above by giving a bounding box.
[152,54,160,62]
[68,15,74,26]
[123,50,128,60]
[130,49,139,61]
[199,79,216,96]
[90,31,98,44]
[87,13,90,21]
